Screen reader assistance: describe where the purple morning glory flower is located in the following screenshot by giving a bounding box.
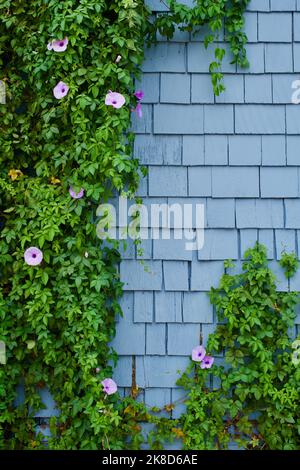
[24,247,43,266]
[47,37,68,52]
[192,345,206,362]
[134,90,144,101]
[134,102,142,118]
[105,91,125,109]
[200,356,214,369]
[69,187,84,199]
[101,378,117,396]
[53,81,69,99]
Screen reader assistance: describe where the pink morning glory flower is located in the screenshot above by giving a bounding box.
[47,37,68,52]
[53,81,69,99]
[69,187,84,199]
[24,247,43,266]
[192,345,206,362]
[105,91,125,109]
[101,378,117,396]
[134,102,142,118]
[200,356,214,369]
[134,90,144,101]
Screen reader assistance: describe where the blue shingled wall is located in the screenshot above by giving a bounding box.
[36,0,300,428]
[111,0,300,413]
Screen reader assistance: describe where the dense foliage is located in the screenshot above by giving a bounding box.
[0,0,150,449]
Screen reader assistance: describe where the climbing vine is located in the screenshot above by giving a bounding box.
[172,246,300,450]
[150,0,251,95]
[0,0,276,451]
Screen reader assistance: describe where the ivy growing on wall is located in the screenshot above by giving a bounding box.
[150,0,251,95]
[2,0,290,451]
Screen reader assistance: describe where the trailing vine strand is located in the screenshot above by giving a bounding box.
[3,0,297,452]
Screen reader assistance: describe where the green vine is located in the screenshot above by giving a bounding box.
[0,0,265,451]
[173,245,300,450]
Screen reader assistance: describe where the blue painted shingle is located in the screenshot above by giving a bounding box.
[237,44,264,73]
[205,136,228,165]
[142,356,190,388]
[110,316,145,355]
[258,13,292,42]
[188,43,236,73]
[265,44,293,72]
[275,229,296,259]
[272,74,298,103]
[191,261,224,291]
[287,136,300,165]
[188,167,212,196]
[245,75,272,103]
[240,229,258,257]
[154,104,204,134]
[285,200,300,228]
[294,13,300,40]
[146,324,166,355]
[149,166,187,196]
[293,44,300,71]
[121,260,162,291]
[136,135,182,166]
[236,199,284,228]
[260,168,299,198]
[182,136,205,165]
[163,261,189,291]
[191,74,215,103]
[243,12,258,42]
[212,167,259,198]
[131,104,152,134]
[153,233,193,260]
[143,44,186,72]
[204,105,234,134]
[268,261,289,292]
[134,292,153,323]
[262,136,286,166]
[167,197,207,229]
[206,199,235,228]
[247,0,269,10]
[168,324,201,355]
[161,74,190,104]
[182,292,213,323]
[270,0,296,11]
[144,388,171,411]
[258,230,275,259]
[286,105,300,134]
[228,136,261,165]
[215,75,244,104]
[136,73,160,103]
[235,105,285,134]
[198,229,239,260]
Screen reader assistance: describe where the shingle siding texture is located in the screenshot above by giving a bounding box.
[112,1,300,408]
